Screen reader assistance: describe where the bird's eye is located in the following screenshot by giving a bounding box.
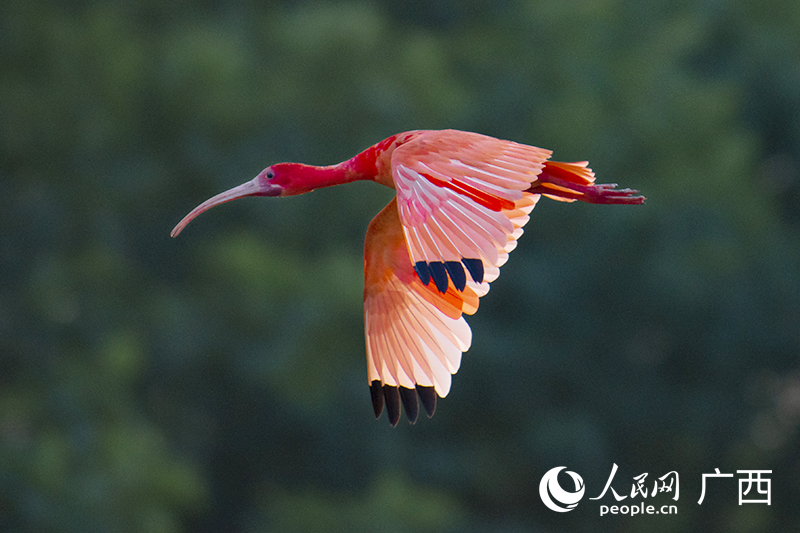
[266,170,275,179]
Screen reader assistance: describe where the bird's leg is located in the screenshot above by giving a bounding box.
[527,161,645,205]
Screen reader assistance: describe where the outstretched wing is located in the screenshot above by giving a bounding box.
[364,131,554,425]
[364,200,479,426]
[392,129,551,295]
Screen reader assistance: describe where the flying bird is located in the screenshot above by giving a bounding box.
[171,129,644,426]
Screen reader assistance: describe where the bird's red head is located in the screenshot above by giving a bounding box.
[258,162,327,197]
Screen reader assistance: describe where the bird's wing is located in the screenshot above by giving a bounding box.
[391,130,552,295]
[363,200,480,425]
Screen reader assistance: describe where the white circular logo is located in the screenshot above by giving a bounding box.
[539,466,585,512]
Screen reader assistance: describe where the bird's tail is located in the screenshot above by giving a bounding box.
[527,161,645,204]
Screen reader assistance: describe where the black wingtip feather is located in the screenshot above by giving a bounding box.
[428,262,449,293]
[373,384,437,425]
[462,258,484,283]
[414,262,431,286]
[399,387,419,424]
[444,261,467,291]
[370,381,384,419]
[416,386,437,418]
[383,385,401,427]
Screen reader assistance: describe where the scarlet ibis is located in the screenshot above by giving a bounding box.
[172,129,644,426]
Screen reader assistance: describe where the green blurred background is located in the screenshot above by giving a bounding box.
[2,0,799,531]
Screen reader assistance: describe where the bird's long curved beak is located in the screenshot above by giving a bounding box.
[170,175,281,237]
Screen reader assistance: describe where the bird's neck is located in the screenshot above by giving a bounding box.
[286,133,409,194]
[284,161,368,194]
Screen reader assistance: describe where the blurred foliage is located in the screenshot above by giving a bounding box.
[1,0,799,531]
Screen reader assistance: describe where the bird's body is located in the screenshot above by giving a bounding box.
[172,129,644,426]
